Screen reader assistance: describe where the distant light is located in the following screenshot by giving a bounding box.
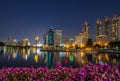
[60,44,64,46]
[25,55,28,60]
[35,36,39,41]
[37,43,42,47]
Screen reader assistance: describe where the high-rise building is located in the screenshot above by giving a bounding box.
[96,19,107,46]
[96,19,102,36]
[74,32,87,47]
[12,39,17,46]
[82,21,89,39]
[22,38,30,46]
[102,16,111,43]
[96,14,120,46]
[48,28,55,46]
[43,32,48,46]
[44,28,62,46]
[111,14,120,41]
[54,30,62,46]
[103,16,111,37]
[74,21,90,47]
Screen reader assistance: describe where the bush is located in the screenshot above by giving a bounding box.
[0,63,119,81]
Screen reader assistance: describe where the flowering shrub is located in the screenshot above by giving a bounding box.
[0,63,120,81]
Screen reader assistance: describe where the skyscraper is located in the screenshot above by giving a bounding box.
[111,14,120,41]
[96,14,120,46]
[54,30,62,46]
[48,28,55,46]
[96,19,102,37]
[44,28,62,46]
[82,21,89,39]
[103,16,111,37]
[102,16,111,43]
[43,32,48,46]
[74,21,90,47]
[96,19,108,46]
[74,32,85,46]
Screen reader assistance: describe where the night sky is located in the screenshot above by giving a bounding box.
[0,0,120,44]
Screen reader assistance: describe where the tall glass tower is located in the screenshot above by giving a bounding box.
[48,28,55,46]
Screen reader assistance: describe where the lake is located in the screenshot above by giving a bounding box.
[0,46,120,68]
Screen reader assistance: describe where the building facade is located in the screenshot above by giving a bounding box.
[48,28,55,46]
[82,21,89,39]
[74,21,90,47]
[111,14,120,41]
[22,38,30,46]
[96,19,103,37]
[96,35,108,46]
[54,30,62,46]
[44,28,62,46]
[103,16,111,41]
[96,14,120,46]
[74,32,86,47]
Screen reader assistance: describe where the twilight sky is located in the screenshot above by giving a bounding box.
[0,0,120,44]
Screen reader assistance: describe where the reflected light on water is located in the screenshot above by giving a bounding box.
[66,52,69,57]
[25,55,28,60]
[98,54,102,60]
[64,59,68,64]
[69,55,74,62]
[12,53,18,59]
[105,53,109,61]
[34,54,39,63]
[80,51,85,57]
[0,47,120,68]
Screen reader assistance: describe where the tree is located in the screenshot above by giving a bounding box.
[85,38,93,47]
[94,44,101,48]
[108,41,120,49]
[0,41,5,46]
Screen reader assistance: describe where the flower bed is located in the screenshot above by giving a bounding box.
[0,63,120,81]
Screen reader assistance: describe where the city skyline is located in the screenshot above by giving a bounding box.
[0,0,120,44]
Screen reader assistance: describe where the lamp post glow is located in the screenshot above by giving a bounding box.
[35,36,40,47]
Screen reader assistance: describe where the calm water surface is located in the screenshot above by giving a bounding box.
[0,46,120,68]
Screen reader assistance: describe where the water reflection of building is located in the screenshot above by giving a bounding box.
[3,47,18,60]
[74,51,88,66]
[18,48,30,60]
[32,48,43,63]
[59,52,76,67]
[86,53,119,66]
[47,52,55,68]
[1,47,120,67]
[54,52,61,62]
